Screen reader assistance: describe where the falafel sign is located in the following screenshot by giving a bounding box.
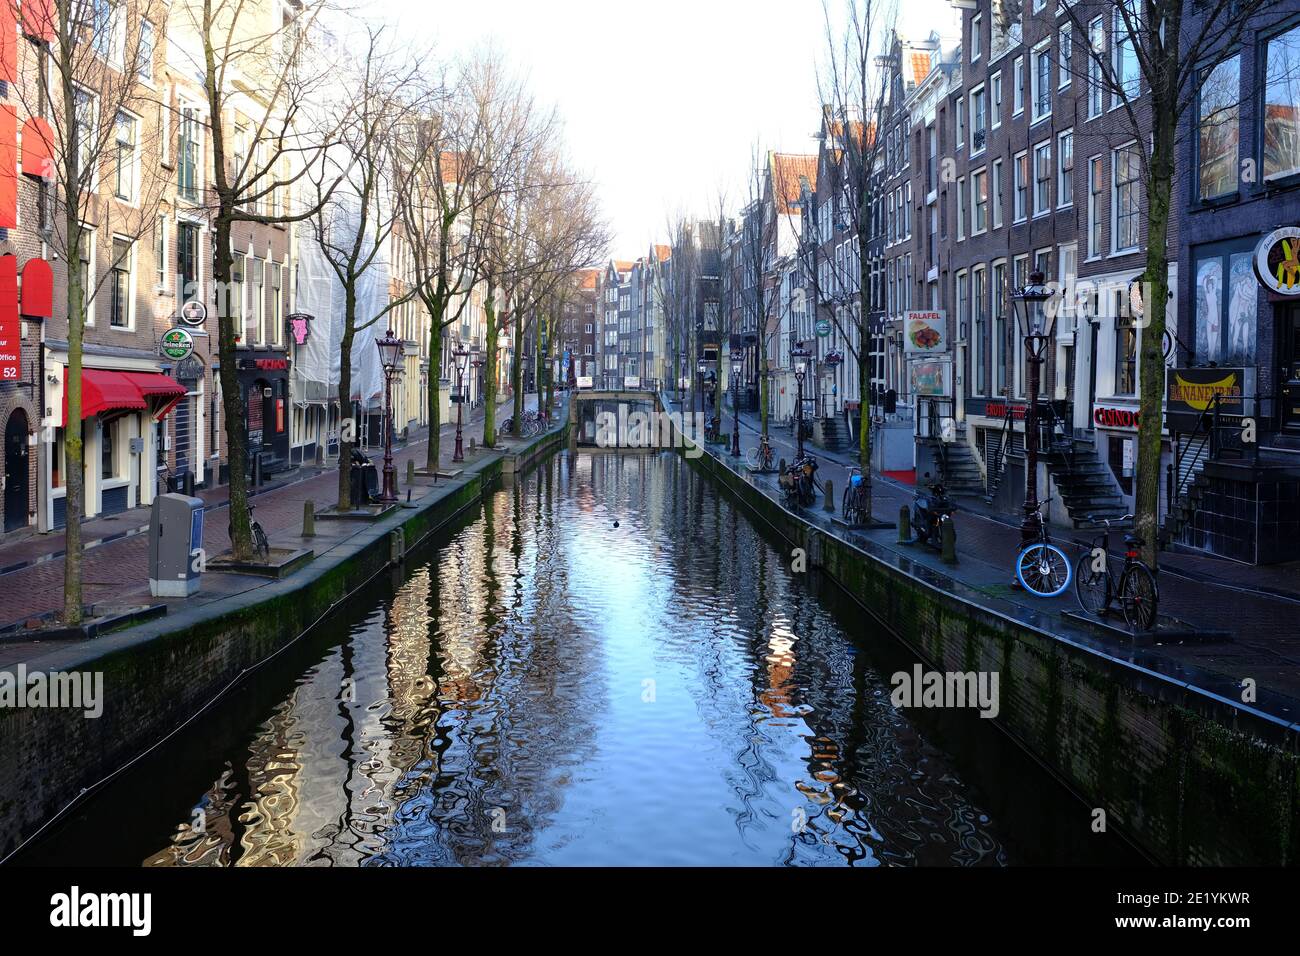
[903,310,947,354]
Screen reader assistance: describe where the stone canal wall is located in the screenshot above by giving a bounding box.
[681,439,1300,866]
[0,425,569,859]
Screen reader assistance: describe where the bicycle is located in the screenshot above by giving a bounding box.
[1014,498,1072,598]
[779,454,819,509]
[230,500,270,562]
[745,435,775,471]
[1075,513,1159,631]
[842,466,868,525]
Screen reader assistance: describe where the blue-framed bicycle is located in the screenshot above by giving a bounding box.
[1015,497,1072,598]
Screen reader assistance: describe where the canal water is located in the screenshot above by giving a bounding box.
[20,451,1133,866]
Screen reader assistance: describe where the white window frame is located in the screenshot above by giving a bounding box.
[1033,140,1052,217]
[1013,55,1025,116]
[108,235,135,331]
[1057,129,1074,209]
[1086,154,1103,260]
[956,176,966,241]
[1111,140,1141,254]
[1013,149,1029,222]
[990,71,1002,129]
[972,14,982,62]
[1031,40,1052,123]
[969,84,987,155]
[1058,26,1072,89]
[971,166,988,236]
[992,158,1004,229]
[1087,16,1105,120]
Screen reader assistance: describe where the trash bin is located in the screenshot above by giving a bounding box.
[148,493,204,598]
[350,450,378,505]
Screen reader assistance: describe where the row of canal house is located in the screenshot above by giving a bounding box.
[864,0,1300,565]
[0,1,493,543]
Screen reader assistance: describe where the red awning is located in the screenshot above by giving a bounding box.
[61,370,187,426]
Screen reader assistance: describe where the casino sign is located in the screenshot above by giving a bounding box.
[1254,227,1300,295]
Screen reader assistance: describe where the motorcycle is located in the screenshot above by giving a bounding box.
[779,454,820,508]
[911,472,956,548]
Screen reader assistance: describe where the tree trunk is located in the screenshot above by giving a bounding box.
[858,255,873,517]
[425,299,444,471]
[511,311,524,436]
[336,289,357,511]
[212,213,254,561]
[483,283,498,448]
[760,350,770,440]
[62,224,85,624]
[1137,111,1177,571]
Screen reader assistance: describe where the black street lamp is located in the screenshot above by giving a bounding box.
[1010,270,1058,546]
[697,359,707,421]
[791,340,812,460]
[729,347,743,456]
[375,329,403,503]
[452,344,470,463]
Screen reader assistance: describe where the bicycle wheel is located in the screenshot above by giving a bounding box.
[1074,551,1111,617]
[1119,563,1159,631]
[841,486,855,524]
[252,522,271,562]
[1016,542,1072,597]
[745,446,760,469]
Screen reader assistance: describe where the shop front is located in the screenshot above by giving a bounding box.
[237,353,291,475]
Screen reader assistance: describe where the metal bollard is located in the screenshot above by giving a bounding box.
[406,459,415,485]
[898,505,911,543]
[302,500,315,538]
[823,479,834,512]
[941,515,958,564]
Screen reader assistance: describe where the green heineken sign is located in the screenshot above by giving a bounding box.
[815,318,831,337]
[160,327,195,362]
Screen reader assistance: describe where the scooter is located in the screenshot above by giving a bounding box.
[911,472,956,548]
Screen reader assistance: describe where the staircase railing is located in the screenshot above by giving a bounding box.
[985,404,1015,497]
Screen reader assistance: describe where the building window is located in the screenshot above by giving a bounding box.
[991,72,1002,129]
[1194,245,1257,366]
[178,104,201,202]
[137,20,155,81]
[1013,150,1028,221]
[1113,143,1140,252]
[972,14,982,62]
[1087,17,1105,119]
[992,159,1003,229]
[1032,43,1052,121]
[1013,55,1025,115]
[79,228,93,324]
[177,221,199,302]
[956,96,965,151]
[253,261,266,343]
[1198,55,1240,200]
[1059,27,1072,88]
[1057,130,1074,207]
[231,253,244,340]
[272,264,284,346]
[74,89,96,184]
[972,168,988,235]
[1264,25,1300,182]
[973,267,987,396]
[154,215,166,287]
[1088,156,1104,259]
[101,419,115,480]
[1115,313,1138,395]
[993,260,1007,394]
[1112,1,1140,102]
[970,86,986,153]
[114,111,137,201]
[109,237,131,328]
[957,176,966,241]
[1033,141,1052,215]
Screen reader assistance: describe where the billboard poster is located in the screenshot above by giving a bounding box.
[909,359,950,397]
[1166,366,1249,431]
[904,310,947,354]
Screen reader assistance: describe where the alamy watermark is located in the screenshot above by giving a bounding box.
[890,665,1000,719]
[595,404,706,458]
[0,665,103,718]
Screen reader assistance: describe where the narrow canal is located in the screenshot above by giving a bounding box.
[20,451,1136,866]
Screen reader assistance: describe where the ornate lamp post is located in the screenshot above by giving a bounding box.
[452,344,469,463]
[697,359,707,421]
[791,340,811,460]
[375,329,404,503]
[729,347,743,456]
[1009,270,1058,546]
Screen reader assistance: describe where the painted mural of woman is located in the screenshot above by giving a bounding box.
[1227,253,1256,365]
[1196,259,1222,363]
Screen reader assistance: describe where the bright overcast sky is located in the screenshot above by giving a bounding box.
[387,0,958,261]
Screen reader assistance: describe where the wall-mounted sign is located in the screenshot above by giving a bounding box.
[160,327,195,362]
[286,312,312,345]
[815,317,831,337]
[908,359,950,397]
[240,357,289,372]
[1166,366,1250,431]
[1093,402,1141,431]
[577,375,594,389]
[623,376,641,389]
[180,299,207,326]
[0,255,52,382]
[1253,227,1300,295]
[903,310,947,354]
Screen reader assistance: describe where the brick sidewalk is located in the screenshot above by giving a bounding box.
[0,394,531,630]
[689,398,1300,708]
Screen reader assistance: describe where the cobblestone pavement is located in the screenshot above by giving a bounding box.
[0,394,533,632]
[672,395,1300,716]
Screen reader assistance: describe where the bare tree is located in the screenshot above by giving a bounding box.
[1055,0,1291,567]
[304,28,433,511]
[13,0,169,623]
[818,0,893,521]
[176,0,348,560]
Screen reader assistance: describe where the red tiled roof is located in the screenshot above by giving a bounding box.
[909,51,932,86]
[653,244,671,262]
[770,153,818,214]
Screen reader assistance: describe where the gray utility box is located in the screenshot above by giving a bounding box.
[148,493,205,598]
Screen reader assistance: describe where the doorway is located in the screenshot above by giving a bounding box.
[4,409,29,532]
[1282,305,1300,432]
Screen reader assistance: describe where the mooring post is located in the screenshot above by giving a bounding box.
[941,516,958,564]
[406,459,415,486]
[303,500,316,538]
[823,478,834,513]
[898,505,911,543]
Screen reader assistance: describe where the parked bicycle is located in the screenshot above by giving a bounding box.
[230,500,271,562]
[842,466,869,525]
[779,454,819,509]
[911,472,955,549]
[1075,514,1159,631]
[1015,498,1072,597]
[745,435,775,471]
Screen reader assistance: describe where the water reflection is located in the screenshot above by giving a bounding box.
[78,451,1010,866]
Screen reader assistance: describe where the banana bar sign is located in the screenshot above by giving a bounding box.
[1254,227,1300,294]
[1166,367,1247,431]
